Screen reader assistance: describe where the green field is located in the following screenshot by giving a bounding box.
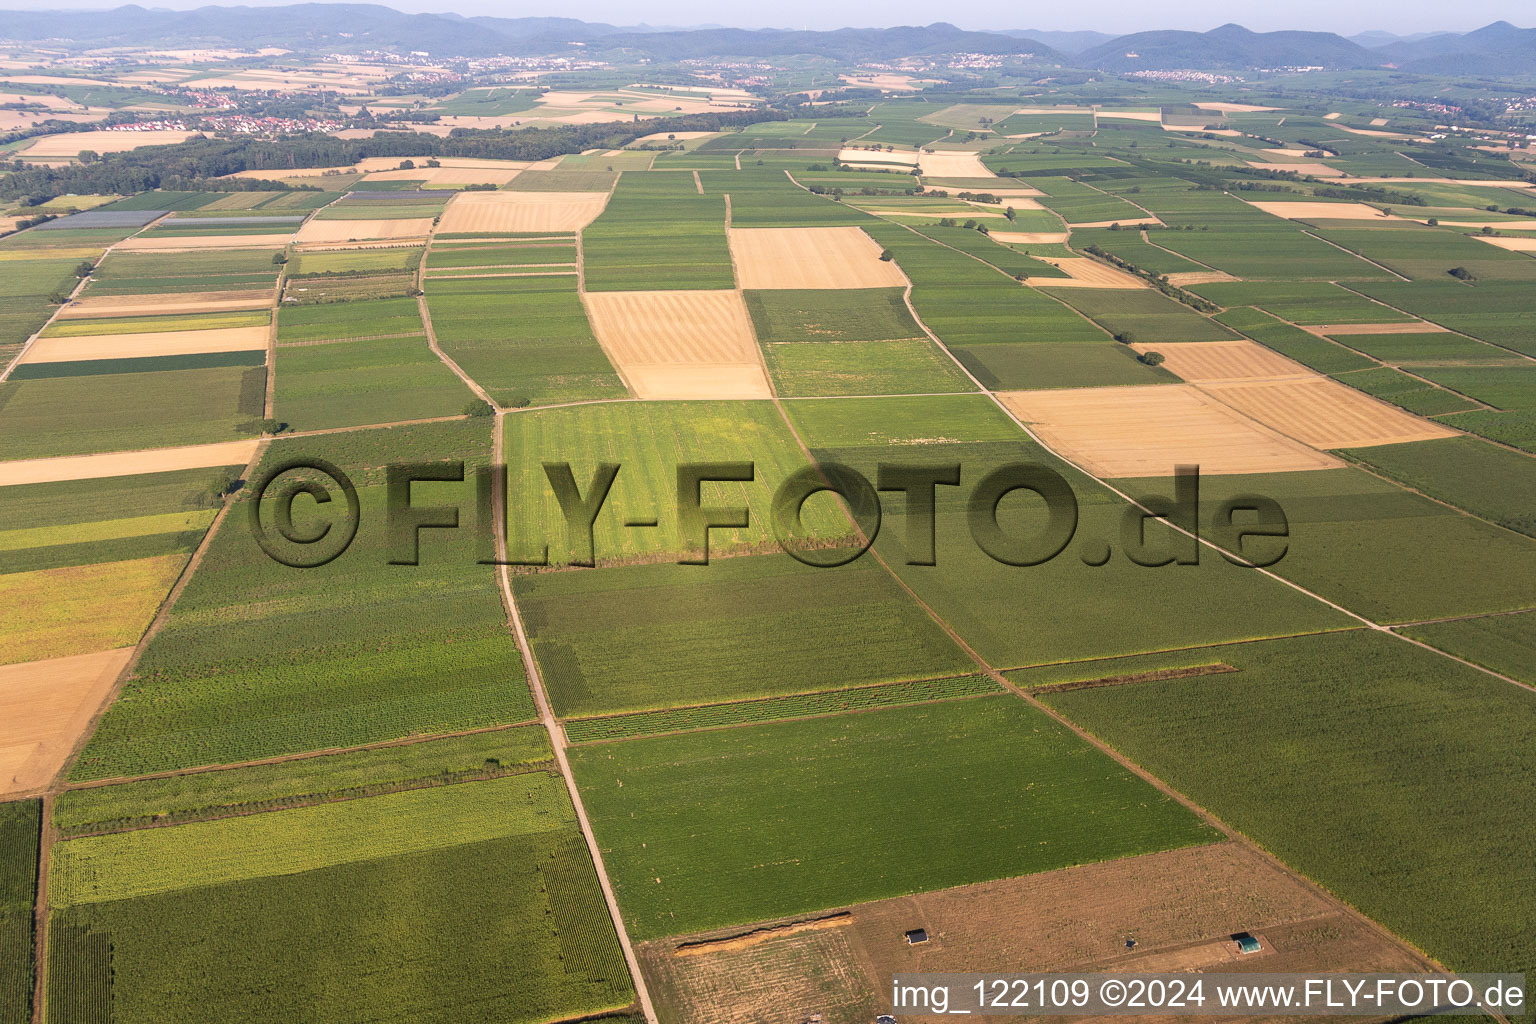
[1401,610,1536,685]
[1338,436,1536,537]
[516,553,971,717]
[0,800,39,1024]
[48,775,633,1023]
[503,400,848,564]
[71,422,534,780]
[583,172,734,290]
[1040,629,1536,987]
[571,696,1217,939]
[84,249,280,295]
[426,276,626,406]
[1037,286,1240,344]
[274,334,474,430]
[39,310,269,337]
[0,364,263,461]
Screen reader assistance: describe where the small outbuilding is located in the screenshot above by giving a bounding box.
[1235,933,1262,954]
[904,928,929,945]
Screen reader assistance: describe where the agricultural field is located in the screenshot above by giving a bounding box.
[2,54,1534,1024]
[570,696,1216,939]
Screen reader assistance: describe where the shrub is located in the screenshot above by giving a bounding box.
[1137,351,1165,366]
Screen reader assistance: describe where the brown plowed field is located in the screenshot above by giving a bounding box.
[1200,378,1460,449]
[293,217,435,244]
[1026,257,1147,288]
[998,384,1340,477]
[23,326,268,363]
[58,291,273,318]
[638,842,1422,1024]
[728,227,908,290]
[436,190,609,234]
[583,290,772,400]
[0,439,260,486]
[0,648,132,797]
[1133,341,1310,383]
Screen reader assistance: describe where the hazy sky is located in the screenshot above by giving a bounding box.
[7,0,1530,35]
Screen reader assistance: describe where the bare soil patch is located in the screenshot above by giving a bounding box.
[998,384,1340,477]
[1027,257,1146,288]
[23,326,269,364]
[1200,378,1459,449]
[1164,270,1238,285]
[989,231,1068,244]
[0,648,131,797]
[728,226,907,290]
[25,129,195,157]
[1069,217,1162,228]
[917,150,994,179]
[58,291,273,318]
[1133,340,1311,383]
[1312,321,1444,336]
[0,439,260,486]
[639,842,1421,1024]
[436,190,608,234]
[1194,102,1279,112]
[1248,201,1393,221]
[293,217,435,244]
[583,289,772,400]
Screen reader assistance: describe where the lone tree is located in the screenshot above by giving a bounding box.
[1137,350,1165,366]
[878,248,893,262]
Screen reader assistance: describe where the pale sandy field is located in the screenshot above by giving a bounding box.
[0,648,132,797]
[1132,340,1311,383]
[293,217,435,244]
[22,326,269,364]
[0,439,260,486]
[1164,271,1239,285]
[1029,258,1146,288]
[25,129,196,156]
[1100,110,1161,122]
[917,150,994,178]
[1194,102,1279,112]
[1248,201,1393,221]
[1201,377,1459,448]
[60,291,273,318]
[1069,217,1162,228]
[1475,235,1536,252]
[118,233,290,251]
[366,166,523,185]
[728,226,907,290]
[582,290,772,400]
[1249,161,1345,177]
[437,191,609,234]
[998,384,1341,477]
[989,231,1069,244]
[1312,321,1446,335]
[836,148,917,168]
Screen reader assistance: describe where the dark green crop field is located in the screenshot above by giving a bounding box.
[583,172,734,290]
[1042,630,1536,988]
[571,696,1216,940]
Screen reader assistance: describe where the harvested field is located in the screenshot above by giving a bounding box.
[0,439,259,486]
[366,166,523,186]
[639,842,1422,1024]
[916,150,994,178]
[21,326,269,363]
[989,231,1068,244]
[24,130,196,157]
[728,227,907,290]
[1248,201,1392,221]
[998,384,1341,477]
[1194,101,1279,112]
[1200,378,1461,449]
[57,291,273,318]
[1024,257,1146,288]
[437,190,609,234]
[116,233,289,252]
[1475,235,1536,252]
[835,149,916,169]
[1313,321,1445,336]
[1259,162,1345,177]
[583,290,771,400]
[1069,217,1161,229]
[0,648,131,797]
[1134,340,1311,383]
[293,218,434,244]
[1165,270,1238,285]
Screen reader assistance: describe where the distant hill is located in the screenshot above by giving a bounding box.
[1377,21,1536,76]
[997,29,1115,54]
[584,23,1062,61]
[1349,29,1451,48]
[1077,23,1374,71]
